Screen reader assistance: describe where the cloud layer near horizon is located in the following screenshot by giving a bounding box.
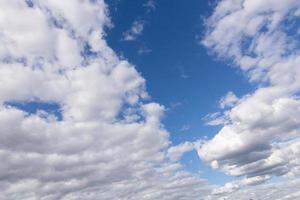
[0,1,212,199]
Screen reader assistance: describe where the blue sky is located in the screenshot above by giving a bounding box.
[105,0,252,184]
[106,0,252,142]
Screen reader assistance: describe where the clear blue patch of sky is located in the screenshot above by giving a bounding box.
[105,0,254,185]
[105,0,253,143]
[5,101,62,120]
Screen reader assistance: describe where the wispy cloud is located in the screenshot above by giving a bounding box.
[178,67,190,79]
[169,101,182,109]
[122,20,144,41]
[167,141,195,161]
[143,0,156,12]
[219,91,239,109]
[138,45,152,55]
[122,0,156,42]
[202,112,229,126]
[180,124,191,132]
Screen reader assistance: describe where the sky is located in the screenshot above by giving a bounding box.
[0,0,300,200]
[105,0,252,185]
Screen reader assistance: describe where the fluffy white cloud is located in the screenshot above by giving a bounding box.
[0,0,212,199]
[199,0,300,197]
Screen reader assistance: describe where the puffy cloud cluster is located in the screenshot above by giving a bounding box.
[0,0,212,199]
[199,0,300,196]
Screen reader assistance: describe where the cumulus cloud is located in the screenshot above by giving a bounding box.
[199,0,300,197]
[0,0,213,199]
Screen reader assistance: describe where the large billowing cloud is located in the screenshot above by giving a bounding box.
[0,1,212,199]
[198,0,300,197]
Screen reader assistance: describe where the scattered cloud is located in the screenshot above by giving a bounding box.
[122,0,155,43]
[202,112,229,126]
[179,67,190,79]
[0,0,213,199]
[180,124,191,132]
[219,91,239,109]
[122,19,144,41]
[2,0,300,199]
[208,178,300,200]
[198,0,300,197]
[169,102,182,109]
[167,142,195,161]
[138,45,152,55]
[212,175,271,195]
[143,0,156,12]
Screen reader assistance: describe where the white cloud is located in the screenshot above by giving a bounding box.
[219,91,239,109]
[202,112,229,126]
[209,178,300,200]
[122,1,155,45]
[167,142,194,161]
[122,20,145,41]
[199,0,300,198]
[212,175,271,195]
[0,0,213,199]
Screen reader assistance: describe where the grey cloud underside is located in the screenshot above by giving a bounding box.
[0,0,212,199]
[198,0,300,197]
